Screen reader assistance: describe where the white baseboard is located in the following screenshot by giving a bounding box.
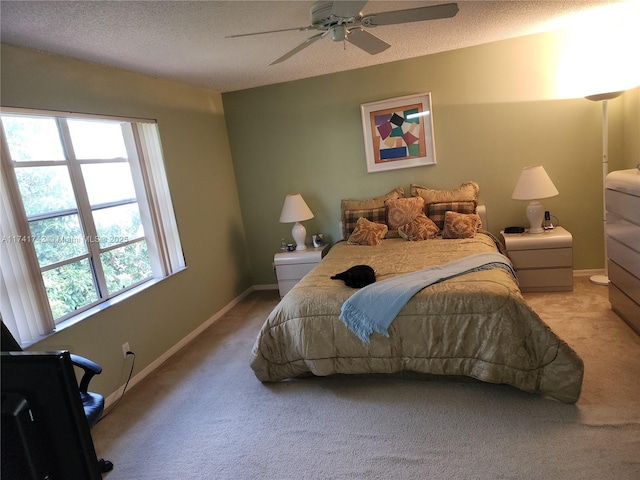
[104,285,255,409]
[574,269,605,277]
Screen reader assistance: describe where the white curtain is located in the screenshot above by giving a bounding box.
[134,122,186,275]
[1,147,55,346]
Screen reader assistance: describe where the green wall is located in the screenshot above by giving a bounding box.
[1,44,252,396]
[1,29,638,398]
[622,87,640,165]
[223,30,639,285]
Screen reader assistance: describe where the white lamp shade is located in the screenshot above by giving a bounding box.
[511,165,559,201]
[280,194,314,250]
[279,194,314,223]
[512,166,559,234]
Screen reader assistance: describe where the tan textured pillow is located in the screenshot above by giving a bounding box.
[442,211,480,239]
[347,217,388,246]
[342,207,387,238]
[341,187,404,215]
[427,201,477,230]
[410,182,479,205]
[398,214,440,241]
[385,196,425,230]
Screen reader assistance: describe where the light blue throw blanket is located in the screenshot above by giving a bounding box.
[339,252,517,343]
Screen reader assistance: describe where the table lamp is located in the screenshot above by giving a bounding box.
[279,193,314,250]
[511,165,559,234]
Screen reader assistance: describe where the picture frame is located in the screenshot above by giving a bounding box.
[312,233,324,248]
[360,93,436,173]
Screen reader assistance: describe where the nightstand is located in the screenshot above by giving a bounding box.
[274,245,330,298]
[501,226,573,292]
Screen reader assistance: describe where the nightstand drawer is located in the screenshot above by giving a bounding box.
[275,263,317,281]
[277,279,299,297]
[501,227,573,292]
[516,268,573,292]
[274,244,330,298]
[508,247,572,269]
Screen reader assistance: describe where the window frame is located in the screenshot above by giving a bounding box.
[1,108,186,345]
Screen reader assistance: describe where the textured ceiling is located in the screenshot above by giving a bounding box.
[0,0,625,93]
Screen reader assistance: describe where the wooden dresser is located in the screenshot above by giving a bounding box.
[605,168,640,335]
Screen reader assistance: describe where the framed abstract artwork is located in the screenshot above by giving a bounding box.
[361,93,436,173]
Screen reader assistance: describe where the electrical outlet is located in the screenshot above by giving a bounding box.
[122,342,130,359]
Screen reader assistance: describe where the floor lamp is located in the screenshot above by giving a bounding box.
[586,90,624,286]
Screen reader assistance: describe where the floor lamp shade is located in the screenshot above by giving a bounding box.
[511,165,559,234]
[279,194,314,250]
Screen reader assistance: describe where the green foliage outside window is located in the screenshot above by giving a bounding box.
[42,260,98,319]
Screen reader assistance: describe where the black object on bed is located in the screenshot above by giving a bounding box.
[331,265,376,288]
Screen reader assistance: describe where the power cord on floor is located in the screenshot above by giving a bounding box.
[98,351,135,423]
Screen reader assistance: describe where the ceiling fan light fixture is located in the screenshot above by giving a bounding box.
[331,24,347,42]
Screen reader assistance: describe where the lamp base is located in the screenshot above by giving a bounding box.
[525,200,544,234]
[291,222,307,250]
[589,274,609,286]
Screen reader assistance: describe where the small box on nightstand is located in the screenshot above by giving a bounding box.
[501,226,573,292]
[273,244,330,298]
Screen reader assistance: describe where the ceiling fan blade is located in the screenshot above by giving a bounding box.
[226,25,315,38]
[346,28,390,55]
[331,1,369,18]
[362,3,459,27]
[270,31,328,65]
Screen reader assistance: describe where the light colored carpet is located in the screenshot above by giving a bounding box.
[92,277,640,479]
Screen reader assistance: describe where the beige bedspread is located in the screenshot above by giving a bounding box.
[250,234,584,403]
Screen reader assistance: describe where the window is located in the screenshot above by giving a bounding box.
[1,109,185,345]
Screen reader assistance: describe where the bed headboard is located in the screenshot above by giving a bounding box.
[477,204,488,230]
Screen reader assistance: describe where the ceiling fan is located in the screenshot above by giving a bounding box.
[227,1,459,65]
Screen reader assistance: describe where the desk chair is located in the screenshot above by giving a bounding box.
[1,322,113,473]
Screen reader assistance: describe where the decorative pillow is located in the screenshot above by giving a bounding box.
[427,201,477,230]
[398,214,440,241]
[341,187,404,216]
[442,211,481,239]
[347,217,388,246]
[385,196,425,230]
[341,187,404,238]
[343,207,386,238]
[410,181,479,205]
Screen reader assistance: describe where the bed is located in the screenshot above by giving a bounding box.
[250,183,584,403]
